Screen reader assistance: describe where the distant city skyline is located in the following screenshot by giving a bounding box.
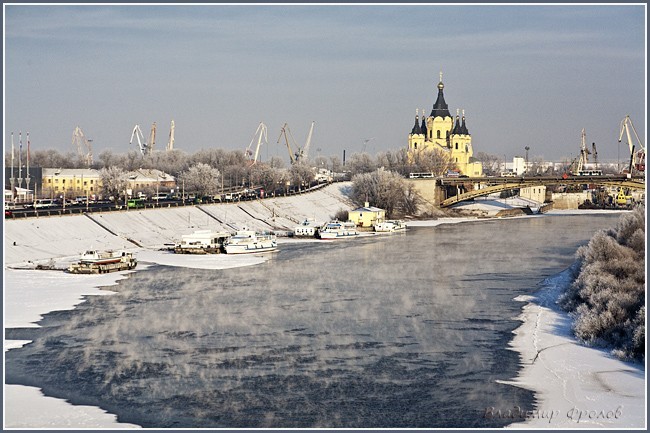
[4,3,646,166]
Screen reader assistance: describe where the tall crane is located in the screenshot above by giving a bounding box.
[167,120,175,151]
[618,115,645,174]
[591,142,599,169]
[148,122,157,155]
[130,124,148,156]
[570,128,590,174]
[276,121,315,164]
[72,126,93,167]
[245,122,268,165]
[296,121,315,162]
[277,123,299,164]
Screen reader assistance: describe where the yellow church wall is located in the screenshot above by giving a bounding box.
[407,75,483,178]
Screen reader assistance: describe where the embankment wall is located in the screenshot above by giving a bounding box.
[4,183,355,266]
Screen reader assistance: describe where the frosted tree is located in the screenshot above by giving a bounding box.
[288,162,315,191]
[347,152,377,176]
[351,168,421,217]
[99,166,128,202]
[559,205,645,360]
[178,163,221,198]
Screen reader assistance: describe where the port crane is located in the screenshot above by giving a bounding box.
[148,122,157,154]
[276,121,315,164]
[298,121,315,162]
[245,122,268,164]
[592,142,599,169]
[167,120,175,151]
[130,124,148,156]
[72,126,93,167]
[568,128,591,175]
[618,115,645,174]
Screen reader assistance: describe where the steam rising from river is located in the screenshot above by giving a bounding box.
[5,215,623,428]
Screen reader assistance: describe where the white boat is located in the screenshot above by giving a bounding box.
[68,250,137,274]
[373,219,407,233]
[318,221,359,239]
[174,230,230,254]
[224,230,277,254]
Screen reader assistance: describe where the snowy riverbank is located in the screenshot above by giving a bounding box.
[4,187,644,428]
[502,267,645,428]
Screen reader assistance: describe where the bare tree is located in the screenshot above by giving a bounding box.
[474,152,502,176]
[410,148,456,176]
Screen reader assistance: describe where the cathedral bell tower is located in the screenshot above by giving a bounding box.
[408,109,425,151]
[426,72,453,146]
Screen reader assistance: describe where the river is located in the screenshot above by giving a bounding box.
[4,213,621,428]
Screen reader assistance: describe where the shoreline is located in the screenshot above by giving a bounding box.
[4,201,641,428]
[502,267,645,428]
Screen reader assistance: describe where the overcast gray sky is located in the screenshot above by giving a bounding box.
[4,3,646,166]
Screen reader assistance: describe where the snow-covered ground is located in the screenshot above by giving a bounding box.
[3,269,143,428]
[503,268,646,428]
[3,186,644,428]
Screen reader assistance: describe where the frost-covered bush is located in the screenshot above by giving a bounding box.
[558,205,645,360]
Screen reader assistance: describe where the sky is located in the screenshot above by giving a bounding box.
[3,3,646,166]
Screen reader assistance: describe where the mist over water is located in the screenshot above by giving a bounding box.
[5,214,621,428]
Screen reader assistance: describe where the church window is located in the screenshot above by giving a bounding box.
[414,143,417,150]
[437,130,441,139]
[455,143,458,150]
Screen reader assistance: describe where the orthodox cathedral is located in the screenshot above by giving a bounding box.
[407,73,483,177]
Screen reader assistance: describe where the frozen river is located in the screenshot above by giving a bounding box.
[5,214,622,428]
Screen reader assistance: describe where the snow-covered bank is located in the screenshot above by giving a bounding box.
[4,183,355,266]
[502,268,645,428]
[4,384,140,429]
[3,269,142,428]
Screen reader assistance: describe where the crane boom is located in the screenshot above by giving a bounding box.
[618,115,646,173]
[148,122,156,155]
[167,120,175,151]
[130,124,147,155]
[277,121,316,164]
[301,121,315,161]
[72,126,93,167]
[245,122,268,164]
[591,142,598,169]
[277,123,297,164]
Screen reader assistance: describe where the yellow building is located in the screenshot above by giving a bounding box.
[41,168,102,199]
[407,73,483,177]
[348,202,386,228]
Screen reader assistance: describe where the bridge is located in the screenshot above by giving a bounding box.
[437,175,645,208]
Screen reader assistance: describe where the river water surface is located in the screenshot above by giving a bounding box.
[5,214,621,428]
